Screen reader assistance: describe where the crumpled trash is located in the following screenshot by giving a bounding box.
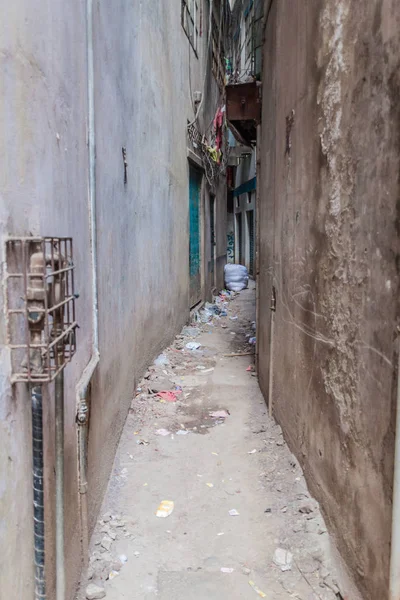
[176,429,189,435]
[119,554,128,564]
[273,548,293,571]
[155,428,171,436]
[157,391,179,402]
[209,410,229,419]
[248,580,267,597]
[186,341,201,350]
[136,439,149,446]
[224,264,249,292]
[221,567,234,573]
[249,337,256,345]
[229,509,240,516]
[156,500,174,518]
[108,570,120,581]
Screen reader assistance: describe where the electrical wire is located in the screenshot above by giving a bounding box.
[187,0,214,127]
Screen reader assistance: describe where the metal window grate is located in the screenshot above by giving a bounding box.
[4,237,78,383]
[182,0,199,53]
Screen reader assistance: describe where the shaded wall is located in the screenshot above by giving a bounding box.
[0,2,91,597]
[0,1,227,598]
[258,1,400,598]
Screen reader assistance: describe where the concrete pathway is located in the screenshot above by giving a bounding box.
[80,284,343,600]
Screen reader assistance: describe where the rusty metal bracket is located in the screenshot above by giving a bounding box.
[4,237,78,383]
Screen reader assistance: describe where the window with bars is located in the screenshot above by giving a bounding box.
[182,0,199,54]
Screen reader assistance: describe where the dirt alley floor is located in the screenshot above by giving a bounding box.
[79,283,345,600]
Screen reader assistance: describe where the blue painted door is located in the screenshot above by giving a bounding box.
[189,165,202,307]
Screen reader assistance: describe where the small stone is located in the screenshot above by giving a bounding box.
[86,583,106,599]
[87,565,95,580]
[273,548,293,571]
[102,513,112,523]
[242,567,251,575]
[101,536,112,551]
[299,504,313,514]
[293,522,303,533]
[101,552,113,562]
[90,551,102,563]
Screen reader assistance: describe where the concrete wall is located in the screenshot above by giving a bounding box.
[258,1,400,598]
[0,2,91,597]
[0,1,227,598]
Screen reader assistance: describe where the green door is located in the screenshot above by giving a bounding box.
[189,165,202,307]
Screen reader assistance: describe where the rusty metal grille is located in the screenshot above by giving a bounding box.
[5,237,77,383]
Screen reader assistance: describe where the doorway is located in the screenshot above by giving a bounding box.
[189,164,202,307]
[235,212,243,265]
[210,195,216,289]
[247,209,255,276]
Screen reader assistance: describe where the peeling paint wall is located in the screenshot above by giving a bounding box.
[258,1,400,598]
[0,1,227,598]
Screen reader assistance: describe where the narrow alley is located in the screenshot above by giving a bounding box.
[1,2,400,600]
[80,286,345,600]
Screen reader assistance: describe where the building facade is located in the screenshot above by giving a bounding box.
[257,1,400,598]
[0,1,229,598]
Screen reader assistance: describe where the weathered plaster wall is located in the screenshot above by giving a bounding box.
[87,0,227,531]
[0,2,91,598]
[0,1,226,599]
[258,1,400,598]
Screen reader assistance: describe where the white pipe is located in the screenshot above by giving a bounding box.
[55,370,65,600]
[86,0,98,356]
[74,0,100,575]
[390,344,400,600]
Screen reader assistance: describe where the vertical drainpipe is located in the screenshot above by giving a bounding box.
[390,343,400,600]
[255,124,261,374]
[76,0,99,572]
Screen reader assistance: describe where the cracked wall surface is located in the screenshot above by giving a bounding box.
[258,1,400,598]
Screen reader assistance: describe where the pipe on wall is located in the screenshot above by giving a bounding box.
[389,342,400,600]
[55,369,65,600]
[32,384,46,600]
[75,0,100,571]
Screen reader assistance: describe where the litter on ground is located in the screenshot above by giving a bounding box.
[156,500,174,518]
[209,410,229,419]
[157,391,178,402]
[186,341,201,350]
[248,580,267,598]
[155,428,170,436]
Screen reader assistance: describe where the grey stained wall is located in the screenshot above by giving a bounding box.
[0,1,227,598]
[258,1,400,598]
